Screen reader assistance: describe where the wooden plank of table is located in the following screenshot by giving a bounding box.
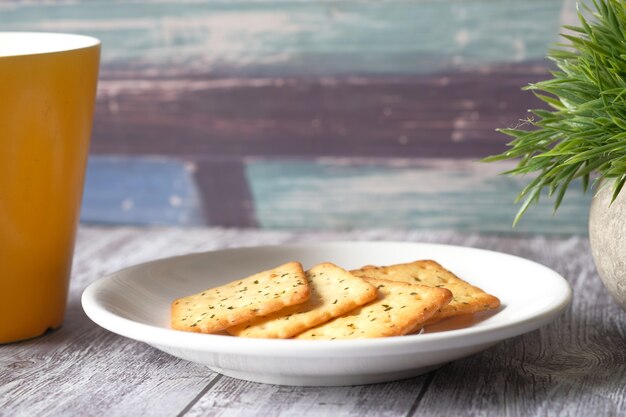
[415,237,626,417]
[184,374,430,417]
[0,228,219,417]
[1,227,625,417]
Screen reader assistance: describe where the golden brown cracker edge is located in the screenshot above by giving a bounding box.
[295,277,452,339]
[227,263,378,338]
[352,260,500,324]
[171,262,310,333]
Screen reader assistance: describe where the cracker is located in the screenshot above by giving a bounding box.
[295,278,452,339]
[227,263,377,338]
[171,262,309,333]
[351,260,500,324]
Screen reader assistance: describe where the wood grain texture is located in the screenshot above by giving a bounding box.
[193,159,258,228]
[245,158,591,234]
[0,0,584,233]
[414,236,626,417]
[0,0,563,75]
[185,375,427,417]
[91,66,551,159]
[1,226,624,417]
[1,1,584,232]
[81,157,204,226]
[0,228,218,417]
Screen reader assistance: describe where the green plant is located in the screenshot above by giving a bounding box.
[484,0,626,225]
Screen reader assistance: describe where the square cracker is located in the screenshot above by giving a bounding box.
[171,262,309,333]
[227,263,377,338]
[351,260,500,324]
[295,278,452,339]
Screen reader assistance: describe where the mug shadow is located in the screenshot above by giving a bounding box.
[6,297,113,350]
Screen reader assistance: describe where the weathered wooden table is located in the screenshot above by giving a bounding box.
[1,226,625,416]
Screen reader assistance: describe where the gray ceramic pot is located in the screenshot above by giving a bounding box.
[589,183,626,311]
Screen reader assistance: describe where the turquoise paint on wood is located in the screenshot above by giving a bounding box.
[0,0,564,75]
[81,156,204,226]
[78,156,592,234]
[245,158,591,235]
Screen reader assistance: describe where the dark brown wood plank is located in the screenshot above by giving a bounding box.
[193,158,258,227]
[92,63,550,159]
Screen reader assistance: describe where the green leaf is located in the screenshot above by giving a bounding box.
[513,186,542,227]
[611,176,626,203]
[483,0,626,223]
[553,164,581,211]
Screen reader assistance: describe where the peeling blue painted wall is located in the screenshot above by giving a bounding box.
[1,0,588,234]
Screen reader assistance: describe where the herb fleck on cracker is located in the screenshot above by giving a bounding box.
[171,262,310,334]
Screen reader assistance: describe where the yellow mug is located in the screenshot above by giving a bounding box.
[0,32,100,343]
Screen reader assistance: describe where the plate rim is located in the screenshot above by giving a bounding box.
[81,240,572,356]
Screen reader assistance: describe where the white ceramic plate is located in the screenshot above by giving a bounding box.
[82,241,571,386]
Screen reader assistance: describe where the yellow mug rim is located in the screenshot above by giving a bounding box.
[0,31,100,59]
